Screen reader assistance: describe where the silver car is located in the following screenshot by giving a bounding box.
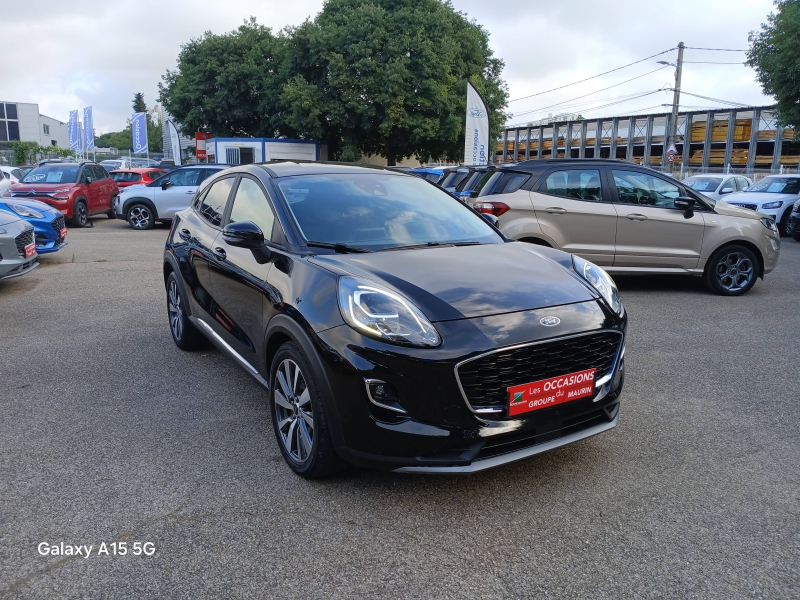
[0,209,38,281]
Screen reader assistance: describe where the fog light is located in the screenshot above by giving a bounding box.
[769,237,779,252]
[364,379,406,414]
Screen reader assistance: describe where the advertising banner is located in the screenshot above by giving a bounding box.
[195,131,212,161]
[68,110,81,152]
[462,82,490,166]
[131,112,148,154]
[83,107,94,150]
[167,120,182,166]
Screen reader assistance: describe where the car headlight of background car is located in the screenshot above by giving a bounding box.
[761,200,784,210]
[9,204,44,219]
[572,256,622,315]
[337,276,441,347]
[760,217,779,232]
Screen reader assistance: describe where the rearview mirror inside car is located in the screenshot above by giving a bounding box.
[674,196,695,218]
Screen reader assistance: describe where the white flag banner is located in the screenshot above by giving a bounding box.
[463,81,490,166]
[167,120,182,166]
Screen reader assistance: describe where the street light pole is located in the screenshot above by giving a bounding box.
[668,41,685,173]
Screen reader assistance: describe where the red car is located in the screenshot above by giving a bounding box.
[7,162,119,227]
[109,168,167,188]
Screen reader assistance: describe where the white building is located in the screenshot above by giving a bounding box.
[0,101,68,148]
[206,137,318,164]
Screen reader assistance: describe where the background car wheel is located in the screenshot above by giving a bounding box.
[703,245,758,296]
[166,272,204,350]
[127,204,154,230]
[107,196,117,219]
[69,200,88,228]
[270,342,346,479]
[778,210,792,237]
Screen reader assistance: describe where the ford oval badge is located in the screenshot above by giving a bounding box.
[468,108,487,118]
[540,316,561,327]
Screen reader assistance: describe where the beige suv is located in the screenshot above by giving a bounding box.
[470,160,780,295]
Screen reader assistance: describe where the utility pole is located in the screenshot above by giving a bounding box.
[668,41,685,174]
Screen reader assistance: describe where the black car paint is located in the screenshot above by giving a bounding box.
[164,163,627,471]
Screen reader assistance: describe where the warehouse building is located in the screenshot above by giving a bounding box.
[495,105,798,176]
[0,100,68,147]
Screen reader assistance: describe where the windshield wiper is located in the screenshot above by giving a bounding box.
[378,240,482,252]
[305,241,372,254]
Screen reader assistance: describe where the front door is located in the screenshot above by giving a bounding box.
[609,169,705,270]
[208,176,277,359]
[155,168,206,219]
[529,167,617,266]
[80,166,102,213]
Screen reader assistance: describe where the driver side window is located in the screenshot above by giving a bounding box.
[611,170,681,208]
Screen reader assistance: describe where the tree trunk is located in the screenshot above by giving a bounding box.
[385,144,396,166]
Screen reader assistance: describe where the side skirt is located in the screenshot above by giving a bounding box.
[191,316,270,390]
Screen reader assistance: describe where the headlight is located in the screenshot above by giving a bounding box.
[337,276,441,347]
[572,256,622,314]
[760,217,778,232]
[761,200,783,209]
[53,187,71,194]
[9,203,44,219]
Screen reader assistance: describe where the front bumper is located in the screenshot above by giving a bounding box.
[314,300,626,472]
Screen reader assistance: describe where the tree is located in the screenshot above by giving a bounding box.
[158,18,288,138]
[282,0,508,164]
[747,0,800,128]
[133,92,147,114]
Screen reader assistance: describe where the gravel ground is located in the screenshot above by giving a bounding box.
[0,217,798,599]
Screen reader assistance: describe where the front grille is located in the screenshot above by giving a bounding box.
[12,190,54,198]
[456,331,622,413]
[52,215,65,233]
[15,229,34,257]
[728,202,758,211]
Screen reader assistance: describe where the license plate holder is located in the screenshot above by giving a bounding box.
[24,243,35,258]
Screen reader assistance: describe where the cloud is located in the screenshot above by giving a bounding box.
[0,0,776,133]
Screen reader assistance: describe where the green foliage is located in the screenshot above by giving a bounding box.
[748,0,800,129]
[158,3,508,165]
[133,92,147,113]
[0,141,74,165]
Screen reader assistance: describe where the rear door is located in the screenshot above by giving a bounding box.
[208,175,277,359]
[609,169,705,270]
[92,166,113,210]
[528,167,617,265]
[154,168,207,219]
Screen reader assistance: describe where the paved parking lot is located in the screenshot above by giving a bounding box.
[1,217,798,598]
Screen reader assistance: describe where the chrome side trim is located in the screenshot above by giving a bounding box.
[194,317,269,389]
[454,329,624,416]
[394,413,619,473]
[364,379,407,414]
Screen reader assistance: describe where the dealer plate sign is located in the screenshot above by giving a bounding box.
[508,368,596,416]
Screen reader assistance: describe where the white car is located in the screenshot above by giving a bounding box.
[0,165,26,183]
[723,175,800,235]
[683,174,752,201]
[114,164,229,229]
[100,158,135,171]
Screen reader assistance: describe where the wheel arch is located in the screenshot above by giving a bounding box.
[70,195,88,218]
[519,236,553,247]
[705,239,765,278]
[122,196,159,220]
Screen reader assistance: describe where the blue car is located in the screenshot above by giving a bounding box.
[0,198,67,254]
[407,166,446,184]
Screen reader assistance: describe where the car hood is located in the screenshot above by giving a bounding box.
[309,242,596,322]
[1,199,60,214]
[0,209,22,227]
[724,192,796,206]
[712,201,764,219]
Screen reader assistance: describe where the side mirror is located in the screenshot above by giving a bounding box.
[222,220,273,264]
[674,196,695,219]
[85,176,94,184]
[741,186,749,191]
[719,187,733,194]
[481,213,499,227]
[469,190,479,199]
[161,180,173,190]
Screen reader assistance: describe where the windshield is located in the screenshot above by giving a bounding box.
[21,164,80,184]
[111,172,142,183]
[746,177,800,194]
[455,170,484,192]
[684,177,722,192]
[440,171,469,189]
[276,173,500,250]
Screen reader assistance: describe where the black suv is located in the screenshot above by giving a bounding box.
[164,162,627,477]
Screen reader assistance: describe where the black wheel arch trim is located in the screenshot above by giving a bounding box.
[265,314,346,450]
[162,253,192,316]
[122,196,159,220]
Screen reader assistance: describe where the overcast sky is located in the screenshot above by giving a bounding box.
[1,0,775,134]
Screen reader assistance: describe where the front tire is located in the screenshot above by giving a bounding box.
[127,204,154,230]
[703,245,758,296]
[270,342,345,478]
[166,272,204,350]
[778,209,793,237]
[107,196,117,219]
[70,199,88,228]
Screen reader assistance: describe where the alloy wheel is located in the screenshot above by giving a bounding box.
[274,359,314,464]
[76,203,87,226]
[167,279,183,341]
[714,251,754,293]
[129,206,150,229]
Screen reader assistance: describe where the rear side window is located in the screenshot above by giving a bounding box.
[198,177,235,227]
[542,169,603,201]
[488,172,529,195]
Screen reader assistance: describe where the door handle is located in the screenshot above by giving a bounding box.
[185,190,196,194]
[213,247,227,261]
[178,229,191,241]
[626,214,647,221]
[544,207,567,214]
